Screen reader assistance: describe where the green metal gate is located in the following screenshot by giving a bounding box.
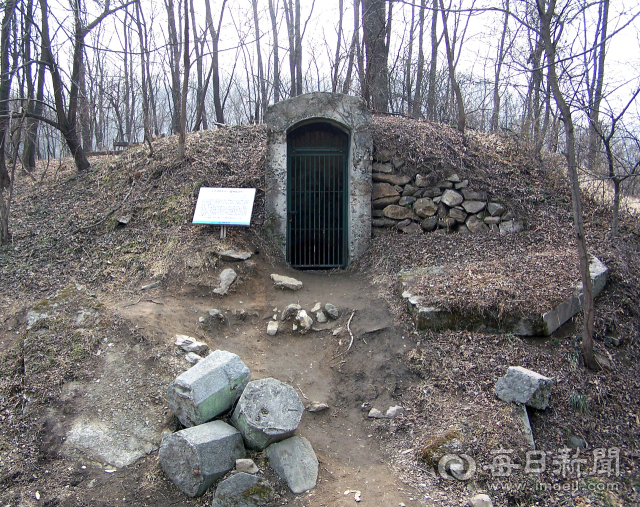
[287,123,348,269]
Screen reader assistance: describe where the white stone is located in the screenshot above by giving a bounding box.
[267,321,279,336]
[270,274,303,290]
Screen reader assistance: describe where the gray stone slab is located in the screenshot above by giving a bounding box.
[231,378,304,450]
[270,274,303,290]
[158,421,245,498]
[168,350,250,427]
[214,268,237,295]
[211,473,274,507]
[495,366,554,410]
[265,436,318,494]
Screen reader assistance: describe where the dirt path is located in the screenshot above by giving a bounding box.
[95,259,422,506]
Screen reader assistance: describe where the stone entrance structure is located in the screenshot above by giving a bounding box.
[265,92,372,269]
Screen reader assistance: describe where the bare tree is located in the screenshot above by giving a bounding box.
[204,0,227,123]
[268,0,281,102]
[0,0,16,188]
[426,0,438,120]
[490,0,510,131]
[438,0,465,132]
[332,0,345,93]
[178,0,190,158]
[362,0,391,112]
[342,0,361,95]
[252,0,268,121]
[411,0,426,118]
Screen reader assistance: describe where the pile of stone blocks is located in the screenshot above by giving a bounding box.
[160,349,318,499]
[371,151,521,236]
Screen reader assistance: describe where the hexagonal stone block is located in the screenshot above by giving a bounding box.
[167,350,250,427]
[158,421,245,497]
[231,378,304,450]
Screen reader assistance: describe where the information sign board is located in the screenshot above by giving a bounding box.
[192,187,256,226]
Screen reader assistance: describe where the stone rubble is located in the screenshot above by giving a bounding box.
[231,378,304,450]
[167,350,251,427]
[265,436,319,494]
[158,420,245,497]
[495,366,554,410]
[175,334,208,354]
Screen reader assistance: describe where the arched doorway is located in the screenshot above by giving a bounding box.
[287,122,348,268]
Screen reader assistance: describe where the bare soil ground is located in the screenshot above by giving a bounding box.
[1,118,639,507]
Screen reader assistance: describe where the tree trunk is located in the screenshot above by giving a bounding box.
[426,0,438,121]
[165,0,182,134]
[191,0,207,131]
[342,0,360,94]
[412,0,426,118]
[252,0,267,121]
[204,0,226,123]
[268,0,280,103]
[362,0,390,112]
[439,0,465,133]
[332,0,344,93]
[490,0,509,132]
[0,0,16,188]
[178,0,189,158]
[405,1,416,115]
[538,0,598,370]
[294,0,303,96]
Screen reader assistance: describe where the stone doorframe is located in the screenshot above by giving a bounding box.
[265,92,372,266]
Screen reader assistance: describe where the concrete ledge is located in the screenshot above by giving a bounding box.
[400,255,608,336]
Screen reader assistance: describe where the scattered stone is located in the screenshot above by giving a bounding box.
[324,304,340,319]
[219,250,252,262]
[440,189,464,207]
[486,202,505,216]
[422,186,442,198]
[374,149,393,163]
[466,215,489,233]
[211,472,274,507]
[495,366,554,410]
[462,189,487,201]
[214,268,237,295]
[413,189,424,198]
[449,208,468,223]
[267,321,279,336]
[568,436,587,449]
[502,210,515,221]
[462,200,486,214]
[421,217,439,232]
[413,198,438,218]
[372,173,412,185]
[383,204,418,221]
[209,309,227,323]
[367,408,385,419]
[141,281,161,290]
[446,173,461,183]
[332,326,344,336]
[270,274,303,290]
[468,494,493,507]
[454,179,469,189]
[281,304,302,320]
[372,161,393,173]
[398,196,416,207]
[399,221,422,235]
[499,219,524,234]
[311,302,322,313]
[185,352,203,364]
[158,421,245,497]
[167,350,251,427]
[373,182,399,200]
[372,196,401,209]
[315,311,327,323]
[385,406,405,418]
[295,310,313,334]
[391,156,405,169]
[307,402,329,413]
[231,378,304,450]
[175,335,209,354]
[265,436,318,494]
[236,458,260,474]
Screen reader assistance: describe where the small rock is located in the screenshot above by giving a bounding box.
[495,366,554,410]
[270,274,303,291]
[440,189,464,207]
[198,316,205,323]
[175,334,208,354]
[449,208,468,223]
[462,200,486,214]
[414,174,432,188]
[468,494,493,507]
[141,281,161,291]
[391,156,405,169]
[462,189,488,201]
[385,406,404,418]
[332,326,344,336]
[373,182,400,201]
[159,421,245,497]
[324,304,340,319]
[399,222,423,235]
[437,180,454,189]
[398,196,416,207]
[267,321,279,336]
[236,458,259,474]
[484,216,501,225]
[368,408,385,419]
[413,198,438,218]
[372,173,411,186]
[219,250,252,262]
[307,402,329,413]
[118,215,131,225]
[372,196,401,209]
[315,311,327,323]
[466,215,489,233]
[568,436,587,449]
[295,310,313,334]
[185,352,203,364]
[446,173,461,183]
[455,179,469,189]
[311,302,322,313]
[486,202,505,216]
[214,268,237,295]
[422,186,442,198]
[265,436,318,494]
[499,219,524,234]
[374,148,393,162]
[421,217,439,232]
[281,304,302,321]
[231,378,304,450]
[372,161,393,173]
[209,309,227,322]
[402,184,418,196]
[211,472,274,507]
[382,204,418,221]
